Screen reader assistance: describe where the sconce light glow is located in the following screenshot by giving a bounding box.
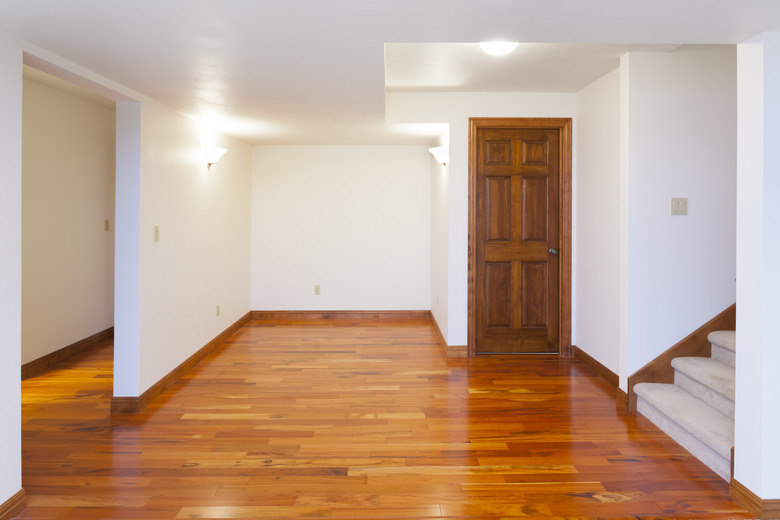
[429,146,449,166]
[203,146,227,168]
[479,41,519,56]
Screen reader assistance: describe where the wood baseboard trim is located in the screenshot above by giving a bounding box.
[446,345,469,358]
[0,489,26,520]
[572,345,618,387]
[428,311,447,348]
[250,310,430,321]
[427,311,467,358]
[627,303,736,411]
[22,327,114,380]
[730,478,780,519]
[110,312,251,414]
[572,345,627,406]
[616,386,628,407]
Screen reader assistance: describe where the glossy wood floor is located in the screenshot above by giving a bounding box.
[20,319,753,519]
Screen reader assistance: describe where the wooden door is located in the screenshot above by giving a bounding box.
[470,119,571,354]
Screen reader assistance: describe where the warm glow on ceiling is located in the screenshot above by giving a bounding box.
[479,41,519,56]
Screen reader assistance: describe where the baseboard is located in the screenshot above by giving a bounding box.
[572,345,627,406]
[22,327,114,380]
[0,489,25,520]
[627,303,736,411]
[428,311,447,351]
[110,312,251,414]
[730,478,780,519]
[572,345,618,387]
[446,345,469,358]
[428,311,468,358]
[250,310,430,320]
[616,386,628,407]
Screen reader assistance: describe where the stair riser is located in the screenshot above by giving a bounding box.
[711,344,735,368]
[637,397,731,481]
[674,370,734,419]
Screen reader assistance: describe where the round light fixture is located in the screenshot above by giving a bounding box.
[479,41,519,56]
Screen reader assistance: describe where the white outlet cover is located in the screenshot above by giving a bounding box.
[670,197,688,215]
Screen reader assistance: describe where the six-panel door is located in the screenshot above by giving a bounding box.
[475,126,560,353]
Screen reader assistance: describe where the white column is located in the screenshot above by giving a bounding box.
[0,33,23,500]
[735,32,780,500]
[113,101,142,397]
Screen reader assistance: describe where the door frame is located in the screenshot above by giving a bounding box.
[468,117,573,357]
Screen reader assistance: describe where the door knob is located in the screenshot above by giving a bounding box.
[548,248,559,255]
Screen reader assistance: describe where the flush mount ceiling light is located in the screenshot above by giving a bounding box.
[479,41,519,56]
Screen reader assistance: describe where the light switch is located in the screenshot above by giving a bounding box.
[670,197,688,216]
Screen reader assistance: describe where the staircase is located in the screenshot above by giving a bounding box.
[634,331,735,481]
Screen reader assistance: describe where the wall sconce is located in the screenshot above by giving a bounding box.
[428,146,449,166]
[203,146,227,168]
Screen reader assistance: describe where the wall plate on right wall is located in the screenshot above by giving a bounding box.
[670,197,688,215]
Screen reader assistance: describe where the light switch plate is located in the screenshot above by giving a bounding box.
[671,197,688,215]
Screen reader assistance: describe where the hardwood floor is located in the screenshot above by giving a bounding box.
[19,319,754,519]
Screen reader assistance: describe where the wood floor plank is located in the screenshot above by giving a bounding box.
[18,318,756,519]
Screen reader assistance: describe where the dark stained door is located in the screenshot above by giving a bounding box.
[474,125,561,353]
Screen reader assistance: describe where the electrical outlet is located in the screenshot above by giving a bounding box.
[154,225,160,242]
[104,219,110,232]
[314,284,321,295]
[216,304,220,317]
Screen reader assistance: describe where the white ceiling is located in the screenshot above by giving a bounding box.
[385,43,681,93]
[2,0,780,145]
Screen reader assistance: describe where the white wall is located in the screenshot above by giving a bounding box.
[623,47,737,376]
[251,145,431,311]
[430,153,449,339]
[0,31,23,505]
[133,101,252,394]
[22,76,116,364]
[735,32,780,500]
[575,68,621,375]
[387,92,578,345]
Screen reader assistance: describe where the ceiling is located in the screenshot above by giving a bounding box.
[385,43,681,93]
[2,0,780,145]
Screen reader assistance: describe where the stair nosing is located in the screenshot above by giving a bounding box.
[707,330,736,353]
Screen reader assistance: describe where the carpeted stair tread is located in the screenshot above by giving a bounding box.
[634,382,733,460]
[672,357,735,399]
[709,330,735,368]
[708,330,735,352]
[671,357,735,419]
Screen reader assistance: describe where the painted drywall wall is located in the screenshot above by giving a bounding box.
[623,47,737,375]
[12,37,253,407]
[386,92,578,345]
[430,153,449,340]
[251,145,431,311]
[134,101,252,394]
[22,76,116,364]
[0,31,23,505]
[735,32,780,500]
[574,68,621,375]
